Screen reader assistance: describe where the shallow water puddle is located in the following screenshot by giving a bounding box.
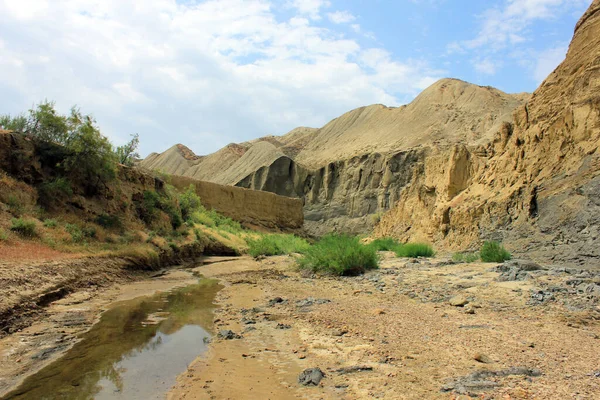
[4,279,222,400]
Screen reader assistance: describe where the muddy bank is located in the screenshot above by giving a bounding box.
[0,257,235,398]
[0,240,235,338]
[171,255,600,399]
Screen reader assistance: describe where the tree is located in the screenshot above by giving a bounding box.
[116,133,140,166]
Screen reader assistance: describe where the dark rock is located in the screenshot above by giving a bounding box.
[276,323,291,330]
[298,368,325,386]
[496,260,545,282]
[217,330,241,340]
[267,297,286,306]
[335,365,373,374]
[529,290,555,304]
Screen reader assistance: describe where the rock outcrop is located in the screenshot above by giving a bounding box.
[376,0,600,267]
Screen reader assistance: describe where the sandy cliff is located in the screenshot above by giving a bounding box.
[376,0,600,267]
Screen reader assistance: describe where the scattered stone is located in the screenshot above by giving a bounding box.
[473,353,494,364]
[276,323,291,330]
[267,297,286,307]
[449,295,469,307]
[463,305,476,314]
[243,326,256,333]
[332,328,349,337]
[496,260,545,282]
[442,367,542,395]
[296,298,331,307]
[217,330,241,340]
[372,308,386,315]
[335,365,373,374]
[298,368,325,386]
[529,290,555,304]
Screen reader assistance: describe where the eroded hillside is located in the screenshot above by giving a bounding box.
[142,79,528,235]
[377,0,600,267]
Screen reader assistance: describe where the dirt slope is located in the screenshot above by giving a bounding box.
[141,80,527,235]
[377,0,600,267]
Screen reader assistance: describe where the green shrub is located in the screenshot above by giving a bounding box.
[193,228,202,242]
[480,241,512,263]
[368,237,403,252]
[7,195,24,216]
[10,218,37,237]
[247,234,311,257]
[0,229,8,241]
[190,211,215,227]
[452,252,480,263]
[96,213,122,229]
[43,218,58,228]
[178,184,202,221]
[297,234,378,276]
[38,178,73,208]
[65,223,84,243]
[395,243,435,258]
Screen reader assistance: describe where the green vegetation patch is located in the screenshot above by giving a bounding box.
[452,252,480,263]
[297,234,379,276]
[43,218,58,228]
[395,243,435,258]
[0,229,8,241]
[368,237,403,252]
[480,241,512,263]
[247,234,310,257]
[10,218,37,238]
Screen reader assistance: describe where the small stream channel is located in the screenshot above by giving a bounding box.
[3,279,222,400]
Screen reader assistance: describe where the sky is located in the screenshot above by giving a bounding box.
[0,0,593,157]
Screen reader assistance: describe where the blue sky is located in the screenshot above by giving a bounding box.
[0,0,592,156]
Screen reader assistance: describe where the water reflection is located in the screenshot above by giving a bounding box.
[4,279,222,400]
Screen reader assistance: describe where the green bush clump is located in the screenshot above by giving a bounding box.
[395,243,435,258]
[190,211,215,227]
[65,223,96,243]
[0,229,8,241]
[297,234,378,276]
[7,195,24,216]
[43,218,58,228]
[368,237,403,252]
[96,213,122,229]
[247,234,311,257]
[480,241,512,263]
[10,218,37,237]
[178,185,202,221]
[452,252,480,263]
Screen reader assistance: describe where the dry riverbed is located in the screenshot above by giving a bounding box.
[173,254,600,399]
[2,254,600,399]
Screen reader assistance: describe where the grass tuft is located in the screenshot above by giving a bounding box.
[452,252,480,263]
[297,234,379,276]
[368,237,403,252]
[10,218,37,237]
[395,243,435,258]
[480,241,512,263]
[43,218,58,228]
[247,234,310,257]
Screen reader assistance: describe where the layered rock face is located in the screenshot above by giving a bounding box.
[141,79,527,235]
[377,0,600,267]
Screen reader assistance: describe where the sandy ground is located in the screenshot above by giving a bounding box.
[1,254,599,399]
[170,254,600,400]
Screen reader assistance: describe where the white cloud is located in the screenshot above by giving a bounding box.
[0,0,442,156]
[288,0,331,20]
[450,0,591,79]
[534,44,567,82]
[473,58,499,75]
[327,11,355,24]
